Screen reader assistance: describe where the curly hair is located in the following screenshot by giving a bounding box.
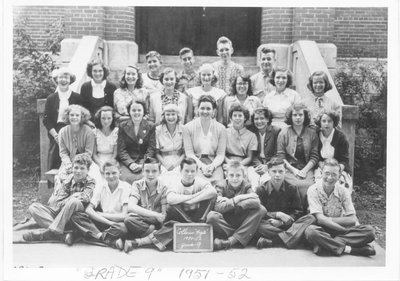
[307,71,333,94]
[315,109,341,128]
[251,107,273,125]
[52,67,76,85]
[284,102,311,126]
[73,153,93,169]
[159,67,179,90]
[198,63,218,86]
[231,73,253,96]
[145,51,162,63]
[270,68,293,88]
[94,106,116,130]
[62,104,91,125]
[119,65,143,89]
[86,59,109,80]
[228,104,250,122]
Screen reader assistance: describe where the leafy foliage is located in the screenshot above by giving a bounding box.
[334,59,387,182]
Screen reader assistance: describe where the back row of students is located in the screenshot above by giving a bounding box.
[24,154,376,257]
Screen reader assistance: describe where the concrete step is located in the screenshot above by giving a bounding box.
[139,55,257,65]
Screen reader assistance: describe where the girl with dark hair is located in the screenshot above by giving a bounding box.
[117,100,156,184]
[262,68,301,129]
[222,74,262,126]
[277,102,319,207]
[80,59,117,117]
[92,106,119,170]
[114,65,150,122]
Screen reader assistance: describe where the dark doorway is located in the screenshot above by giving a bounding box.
[136,7,261,56]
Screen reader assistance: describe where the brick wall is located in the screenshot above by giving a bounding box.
[292,8,335,43]
[334,8,387,58]
[104,7,135,41]
[261,8,293,44]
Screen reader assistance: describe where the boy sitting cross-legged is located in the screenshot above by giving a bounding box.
[69,159,130,248]
[23,154,96,244]
[207,161,266,250]
[123,157,167,250]
[124,157,217,252]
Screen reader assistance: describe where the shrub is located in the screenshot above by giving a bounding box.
[334,59,387,182]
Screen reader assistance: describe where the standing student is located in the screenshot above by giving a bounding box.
[23,154,95,244]
[80,59,117,118]
[177,47,200,92]
[113,65,150,122]
[142,51,164,95]
[69,160,130,248]
[305,158,376,257]
[262,68,301,129]
[256,158,315,249]
[123,157,217,252]
[212,36,244,95]
[43,67,82,170]
[250,47,276,103]
[207,161,266,250]
[222,73,261,126]
[186,63,226,122]
[148,67,192,125]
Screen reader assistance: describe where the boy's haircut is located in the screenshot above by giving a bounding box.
[102,159,120,173]
[307,71,333,94]
[228,103,250,122]
[86,58,109,79]
[145,51,162,63]
[321,158,341,172]
[180,157,198,170]
[315,109,341,128]
[179,47,193,58]
[126,99,148,116]
[284,102,311,126]
[226,160,246,176]
[142,157,161,170]
[94,106,116,130]
[73,153,92,169]
[198,94,217,109]
[217,36,232,47]
[267,157,285,169]
[251,106,273,125]
[260,47,276,56]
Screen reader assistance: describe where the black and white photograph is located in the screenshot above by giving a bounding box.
[3,0,399,280]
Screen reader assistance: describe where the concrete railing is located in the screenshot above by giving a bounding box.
[290,40,358,173]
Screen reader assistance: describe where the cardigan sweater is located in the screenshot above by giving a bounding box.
[318,129,350,173]
[80,80,117,117]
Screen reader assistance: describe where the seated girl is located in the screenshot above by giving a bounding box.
[224,104,258,175]
[155,104,185,174]
[183,95,227,184]
[247,107,281,190]
[277,102,319,207]
[186,63,226,122]
[315,110,352,191]
[113,65,150,122]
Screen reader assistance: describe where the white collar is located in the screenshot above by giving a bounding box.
[91,79,106,88]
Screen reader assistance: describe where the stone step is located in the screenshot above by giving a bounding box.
[138,55,257,65]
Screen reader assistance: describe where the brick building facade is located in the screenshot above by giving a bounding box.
[13,6,387,58]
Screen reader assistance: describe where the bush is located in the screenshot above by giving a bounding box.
[334,59,387,182]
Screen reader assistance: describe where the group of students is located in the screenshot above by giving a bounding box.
[22,36,376,257]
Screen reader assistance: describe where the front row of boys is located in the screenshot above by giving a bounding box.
[24,153,376,257]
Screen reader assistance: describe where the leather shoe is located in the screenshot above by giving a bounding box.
[124,240,139,253]
[213,238,231,251]
[256,237,273,249]
[65,232,76,246]
[115,238,124,251]
[23,229,54,241]
[350,245,376,256]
